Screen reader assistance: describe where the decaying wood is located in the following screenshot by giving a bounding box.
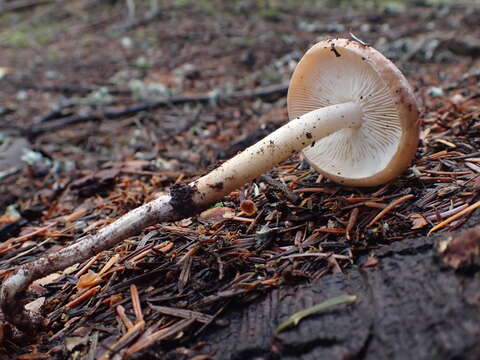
[194,223,480,359]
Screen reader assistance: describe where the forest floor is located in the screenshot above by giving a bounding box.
[0,1,479,359]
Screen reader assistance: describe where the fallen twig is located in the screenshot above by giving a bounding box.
[28,83,288,135]
[0,0,53,15]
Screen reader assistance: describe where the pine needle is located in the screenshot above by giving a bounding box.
[428,200,480,235]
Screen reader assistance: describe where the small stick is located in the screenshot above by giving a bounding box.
[28,83,289,136]
[368,194,415,227]
[428,200,480,235]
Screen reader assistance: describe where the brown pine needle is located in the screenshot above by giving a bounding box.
[314,227,346,234]
[153,241,174,253]
[65,285,100,309]
[98,254,120,276]
[124,319,195,356]
[363,201,387,209]
[75,253,101,278]
[61,208,87,223]
[1,223,57,250]
[293,187,336,194]
[222,213,256,223]
[100,320,145,360]
[116,304,134,331]
[129,248,153,263]
[428,200,480,235]
[368,194,414,227]
[130,284,144,326]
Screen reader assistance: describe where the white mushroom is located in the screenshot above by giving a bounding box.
[288,38,419,186]
[192,38,419,205]
[0,39,420,329]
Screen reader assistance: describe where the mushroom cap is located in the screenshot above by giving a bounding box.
[287,38,419,187]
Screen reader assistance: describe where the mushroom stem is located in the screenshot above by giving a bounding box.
[193,101,362,205]
[0,101,362,330]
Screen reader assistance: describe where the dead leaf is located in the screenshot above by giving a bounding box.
[410,213,428,229]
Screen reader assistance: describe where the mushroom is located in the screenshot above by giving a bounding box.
[288,38,419,186]
[191,38,419,205]
[0,39,419,330]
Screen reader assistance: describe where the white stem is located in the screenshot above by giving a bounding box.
[0,101,361,329]
[193,101,362,204]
